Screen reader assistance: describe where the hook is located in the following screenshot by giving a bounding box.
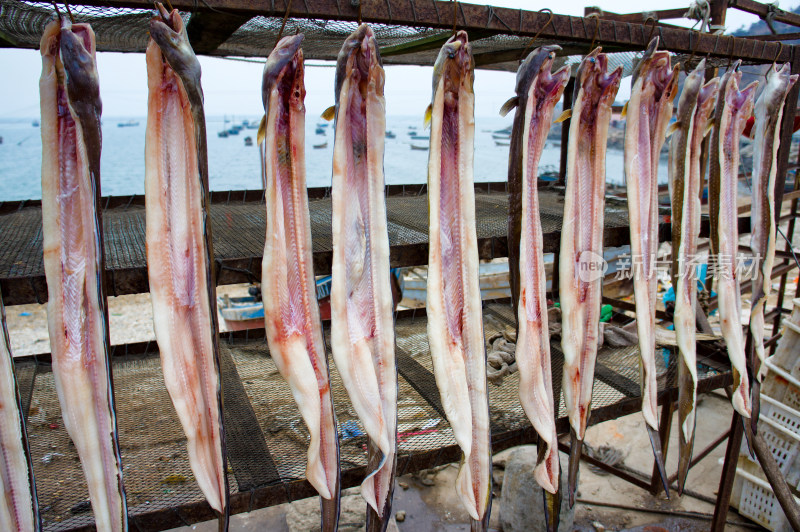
[519,8,554,61]
[772,41,784,69]
[586,12,601,53]
[684,30,701,72]
[164,0,173,11]
[274,0,293,49]
[644,16,657,44]
[726,36,735,70]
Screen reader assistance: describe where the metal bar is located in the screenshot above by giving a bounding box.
[729,0,800,28]
[556,442,654,491]
[57,0,795,62]
[710,413,744,531]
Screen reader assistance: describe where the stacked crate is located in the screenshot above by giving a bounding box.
[732,298,800,530]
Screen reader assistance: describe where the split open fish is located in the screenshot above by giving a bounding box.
[622,37,678,496]
[40,17,127,532]
[504,45,569,529]
[145,4,229,522]
[260,34,340,531]
[750,63,797,422]
[328,24,397,530]
[425,31,492,529]
[0,290,39,531]
[559,47,622,507]
[669,60,718,492]
[717,71,758,422]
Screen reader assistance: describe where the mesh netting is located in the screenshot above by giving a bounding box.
[0,0,651,73]
[14,301,727,530]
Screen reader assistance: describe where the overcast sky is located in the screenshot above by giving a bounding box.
[0,0,787,119]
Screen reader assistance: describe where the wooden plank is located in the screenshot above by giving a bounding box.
[65,0,794,63]
[729,0,800,28]
[585,7,688,25]
[749,31,800,41]
[186,11,253,54]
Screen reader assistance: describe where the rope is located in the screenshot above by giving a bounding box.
[685,0,711,33]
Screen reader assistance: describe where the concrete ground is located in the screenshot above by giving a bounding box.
[168,390,763,532]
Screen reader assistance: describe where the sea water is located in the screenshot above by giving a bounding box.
[0,115,667,202]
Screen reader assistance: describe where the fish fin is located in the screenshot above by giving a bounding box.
[666,121,681,137]
[499,96,519,117]
[553,109,572,123]
[321,105,336,121]
[748,116,757,139]
[424,103,433,129]
[620,100,628,118]
[704,119,714,138]
[257,115,267,146]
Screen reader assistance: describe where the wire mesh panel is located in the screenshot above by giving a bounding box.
[13,301,730,531]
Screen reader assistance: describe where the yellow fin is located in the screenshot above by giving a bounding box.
[666,121,681,137]
[553,109,571,123]
[321,105,336,121]
[704,119,714,138]
[257,115,267,146]
[499,96,519,117]
[621,101,628,118]
[424,104,433,129]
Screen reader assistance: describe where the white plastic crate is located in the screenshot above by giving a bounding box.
[736,467,797,531]
[758,393,800,486]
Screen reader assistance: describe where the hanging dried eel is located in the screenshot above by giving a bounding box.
[328,24,397,531]
[145,4,229,523]
[669,60,718,493]
[750,63,797,422]
[504,45,569,530]
[717,71,758,422]
[622,37,678,496]
[559,48,622,507]
[260,35,341,531]
[40,18,128,532]
[425,32,492,530]
[0,291,40,532]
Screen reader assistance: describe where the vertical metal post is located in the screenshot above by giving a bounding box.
[770,45,800,355]
[710,412,744,531]
[557,78,574,187]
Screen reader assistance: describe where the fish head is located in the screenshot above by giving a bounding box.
[262,34,305,114]
[432,31,474,104]
[760,62,799,112]
[149,5,202,94]
[575,47,622,110]
[58,19,100,104]
[631,36,660,85]
[724,74,757,134]
[335,24,383,110]
[696,77,720,123]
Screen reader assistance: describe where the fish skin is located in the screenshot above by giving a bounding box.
[750,63,798,385]
[0,291,40,532]
[559,47,622,507]
[507,45,569,498]
[717,73,758,419]
[261,34,341,531]
[329,24,397,527]
[40,18,128,532]
[145,5,229,520]
[426,31,492,528]
[669,60,717,492]
[623,37,678,494]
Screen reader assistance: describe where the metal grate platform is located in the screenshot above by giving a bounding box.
[13,302,732,531]
[0,187,641,306]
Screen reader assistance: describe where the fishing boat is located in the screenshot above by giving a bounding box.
[227,126,241,135]
[386,130,396,139]
[410,142,428,151]
[117,119,140,127]
[31,119,39,127]
[494,139,510,147]
[244,136,253,146]
[313,141,328,149]
[217,129,229,138]
[315,127,326,135]
[491,125,511,140]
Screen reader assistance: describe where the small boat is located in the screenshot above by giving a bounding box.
[313,141,328,149]
[316,122,329,128]
[244,136,253,146]
[246,122,260,129]
[411,135,429,141]
[117,119,140,127]
[227,127,240,135]
[409,130,418,137]
[32,119,40,127]
[315,127,326,135]
[217,130,229,138]
[385,130,396,139]
[494,139,510,146]
[410,142,428,151]
[491,125,512,140]
[408,125,417,130]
